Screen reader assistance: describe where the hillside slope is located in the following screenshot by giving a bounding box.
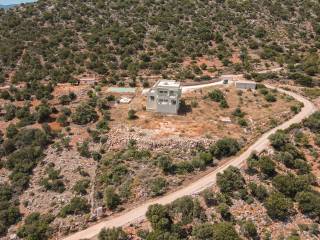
[0,0,319,86]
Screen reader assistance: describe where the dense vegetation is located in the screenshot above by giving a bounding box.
[0,0,320,87]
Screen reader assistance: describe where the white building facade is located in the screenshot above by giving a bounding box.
[146,80,182,115]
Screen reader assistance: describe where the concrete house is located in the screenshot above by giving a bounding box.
[146,80,182,114]
[235,81,257,90]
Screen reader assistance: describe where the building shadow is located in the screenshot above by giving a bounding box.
[178,100,192,115]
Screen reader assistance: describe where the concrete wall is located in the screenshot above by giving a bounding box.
[147,94,157,111]
[156,98,179,114]
[236,82,256,90]
[146,88,181,114]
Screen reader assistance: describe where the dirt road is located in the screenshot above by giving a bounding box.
[63,83,316,240]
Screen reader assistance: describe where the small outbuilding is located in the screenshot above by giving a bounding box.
[235,81,257,90]
[77,74,99,85]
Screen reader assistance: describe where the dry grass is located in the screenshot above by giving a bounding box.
[110,85,299,142]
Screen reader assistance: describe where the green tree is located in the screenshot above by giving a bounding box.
[210,138,240,159]
[149,177,167,196]
[17,213,54,240]
[4,104,16,121]
[192,223,214,240]
[303,111,320,132]
[265,192,293,220]
[155,155,173,174]
[258,156,276,177]
[6,123,18,139]
[208,89,225,102]
[217,203,232,220]
[272,174,311,198]
[295,191,320,219]
[242,220,258,239]
[217,166,245,193]
[60,197,90,217]
[73,179,90,195]
[36,102,52,123]
[269,130,289,150]
[72,103,98,125]
[212,222,241,240]
[248,182,268,201]
[146,204,172,231]
[104,187,121,210]
[98,227,128,240]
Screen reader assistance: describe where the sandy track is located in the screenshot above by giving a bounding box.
[63,82,316,240]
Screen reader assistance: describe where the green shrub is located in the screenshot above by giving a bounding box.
[170,196,198,224]
[264,93,277,102]
[146,204,172,231]
[265,192,294,220]
[36,102,52,123]
[4,104,16,121]
[128,109,138,120]
[217,166,245,193]
[212,222,241,240]
[219,99,229,108]
[71,103,98,125]
[175,161,194,174]
[98,227,128,240]
[202,189,217,207]
[208,89,225,102]
[295,191,320,219]
[40,164,65,192]
[272,174,311,198]
[77,141,91,158]
[238,118,248,127]
[217,203,231,220]
[303,111,320,132]
[73,179,90,195]
[210,138,240,159]
[0,185,21,236]
[258,156,276,177]
[232,107,245,118]
[192,223,214,240]
[149,177,167,196]
[104,187,121,210]
[60,197,90,217]
[248,182,268,201]
[269,130,289,150]
[17,213,54,240]
[241,220,258,239]
[155,155,173,174]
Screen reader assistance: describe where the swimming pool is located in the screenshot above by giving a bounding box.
[107,87,136,93]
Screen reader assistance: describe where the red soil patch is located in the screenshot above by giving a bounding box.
[182,56,223,69]
[48,121,62,132]
[231,52,241,64]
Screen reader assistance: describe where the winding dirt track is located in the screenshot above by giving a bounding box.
[63,82,317,240]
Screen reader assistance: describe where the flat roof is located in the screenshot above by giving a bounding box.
[155,80,181,88]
